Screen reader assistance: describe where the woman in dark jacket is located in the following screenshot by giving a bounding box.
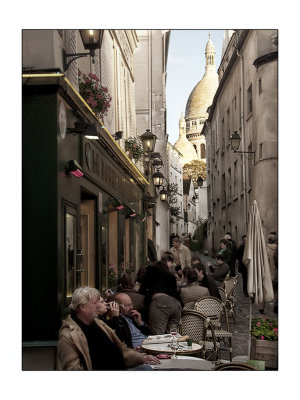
[139,261,182,335]
[192,262,221,300]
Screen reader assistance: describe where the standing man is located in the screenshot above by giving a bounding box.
[237,235,248,295]
[224,232,237,277]
[170,236,192,269]
[57,287,159,370]
[217,239,233,275]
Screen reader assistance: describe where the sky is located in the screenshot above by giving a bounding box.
[166,29,224,145]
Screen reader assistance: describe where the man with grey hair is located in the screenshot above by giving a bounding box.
[57,287,159,370]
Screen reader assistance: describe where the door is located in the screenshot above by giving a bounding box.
[80,198,96,288]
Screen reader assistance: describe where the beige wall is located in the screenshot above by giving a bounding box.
[204,30,278,252]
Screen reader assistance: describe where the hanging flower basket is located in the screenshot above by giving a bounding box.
[78,70,112,120]
[124,137,144,162]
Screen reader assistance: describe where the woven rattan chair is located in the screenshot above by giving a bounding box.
[214,362,257,371]
[224,276,238,323]
[218,287,226,304]
[182,297,201,311]
[179,310,219,363]
[194,296,233,361]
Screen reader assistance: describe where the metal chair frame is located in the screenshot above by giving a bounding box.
[179,310,220,363]
[224,276,238,323]
[194,296,233,362]
[214,361,257,371]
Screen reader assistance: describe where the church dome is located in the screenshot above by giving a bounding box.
[174,113,198,164]
[185,34,218,120]
[185,73,218,120]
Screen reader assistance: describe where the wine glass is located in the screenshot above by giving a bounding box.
[170,324,179,359]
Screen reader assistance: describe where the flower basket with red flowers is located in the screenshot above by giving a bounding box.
[78,70,112,120]
[124,137,144,162]
[250,317,278,369]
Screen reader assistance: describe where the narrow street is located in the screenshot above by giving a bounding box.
[191,251,278,361]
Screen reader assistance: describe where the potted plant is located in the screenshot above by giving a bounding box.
[250,317,278,369]
[78,70,112,120]
[124,137,144,162]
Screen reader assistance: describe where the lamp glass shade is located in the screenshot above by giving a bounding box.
[230,131,241,151]
[79,30,103,51]
[139,129,157,153]
[152,171,164,187]
[159,189,168,201]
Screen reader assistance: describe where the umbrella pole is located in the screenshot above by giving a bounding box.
[248,298,252,359]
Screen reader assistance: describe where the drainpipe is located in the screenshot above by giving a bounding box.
[237,48,248,230]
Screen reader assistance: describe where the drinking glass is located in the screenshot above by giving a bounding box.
[170,324,179,359]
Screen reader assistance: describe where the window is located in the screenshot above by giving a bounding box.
[259,143,263,158]
[233,160,238,196]
[259,78,262,94]
[228,167,232,199]
[201,143,206,159]
[247,84,253,114]
[222,173,226,205]
[227,108,230,138]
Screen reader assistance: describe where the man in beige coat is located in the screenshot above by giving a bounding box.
[57,287,159,370]
[170,237,191,269]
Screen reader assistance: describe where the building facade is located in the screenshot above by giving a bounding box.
[167,142,184,237]
[134,30,170,259]
[203,29,278,253]
[22,29,169,369]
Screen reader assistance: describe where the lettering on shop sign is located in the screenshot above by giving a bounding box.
[101,158,139,206]
[84,142,139,208]
[85,143,100,176]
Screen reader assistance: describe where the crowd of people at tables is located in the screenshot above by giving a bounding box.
[57,232,277,370]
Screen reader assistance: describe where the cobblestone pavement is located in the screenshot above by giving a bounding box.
[191,251,278,361]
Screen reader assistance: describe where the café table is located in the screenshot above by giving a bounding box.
[141,341,202,356]
[150,356,215,371]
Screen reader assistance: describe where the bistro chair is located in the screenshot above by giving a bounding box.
[214,362,257,371]
[224,276,238,323]
[179,310,220,363]
[194,296,233,362]
[218,287,226,304]
[182,297,201,311]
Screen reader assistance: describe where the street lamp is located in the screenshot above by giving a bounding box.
[230,131,241,152]
[139,129,157,153]
[152,170,164,187]
[230,131,255,158]
[63,29,104,71]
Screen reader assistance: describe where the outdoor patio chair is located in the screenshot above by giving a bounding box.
[218,287,226,303]
[179,310,220,363]
[224,276,238,323]
[214,361,257,371]
[194,296,233,361]
[182,297,201,311]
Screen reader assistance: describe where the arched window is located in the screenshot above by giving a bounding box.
[201,143,206,159]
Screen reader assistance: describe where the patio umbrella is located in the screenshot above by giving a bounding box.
[242,200,274,357]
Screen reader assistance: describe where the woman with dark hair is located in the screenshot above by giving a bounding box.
[180,269,209,303]
[139,261,182,335]
[117,271,145,317]
[192,262,221,300]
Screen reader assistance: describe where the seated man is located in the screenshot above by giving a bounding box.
[57,287,159,370]
[105,293,152,348]
[207,254,230,287]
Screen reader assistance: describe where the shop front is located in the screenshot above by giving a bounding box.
[22,74,149,369]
